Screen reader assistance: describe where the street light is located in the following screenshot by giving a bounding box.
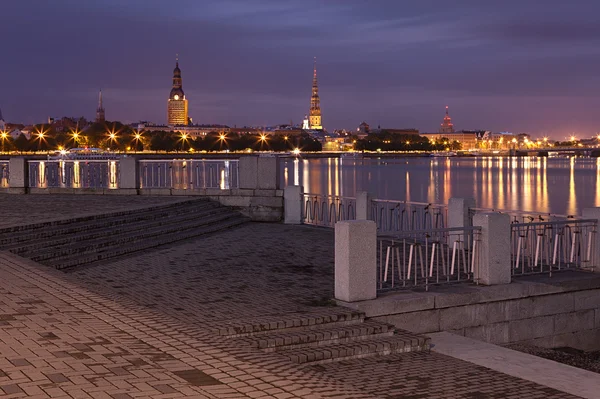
[0,131,7,153]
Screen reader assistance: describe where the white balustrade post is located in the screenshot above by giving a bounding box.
[355,191,372,220]
[8,157,27,194]
[582,207,600,273]
[118,156,139,191]
[335,220,377,302]
[284,185,304,224]
[473,212,511,285]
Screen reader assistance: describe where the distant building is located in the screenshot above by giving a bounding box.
[0,108,5,131]
[308,58,322,130]
[439,106,455,134]
[373,128,420,136]
[421,130,477,150]
[96,90,105,123]
[302,115,309,130]
[357,121,370,137]
[167,57,189,126]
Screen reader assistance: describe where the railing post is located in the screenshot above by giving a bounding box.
[257,155,279,189]
[356,191,372,220]
[335,220,377,302]
[449,197,475,229]
[449,197,476,246]
[8,157,27,194]
[582,207,600,273]
[473,212,511,285]
[284,185,304,224]
[119,156,139,191]
[239,156,258,189]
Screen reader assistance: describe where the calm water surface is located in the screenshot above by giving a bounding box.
[280,156,600,216]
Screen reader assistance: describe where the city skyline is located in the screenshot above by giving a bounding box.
[2,1,600,138]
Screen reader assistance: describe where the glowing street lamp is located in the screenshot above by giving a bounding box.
[0,131,7,153]
[292,148,301,156]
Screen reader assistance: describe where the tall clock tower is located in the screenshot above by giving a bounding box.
[167,57,189,126]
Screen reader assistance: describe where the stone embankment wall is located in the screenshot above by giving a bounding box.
[2,156,283,222]
[345,274,600,351]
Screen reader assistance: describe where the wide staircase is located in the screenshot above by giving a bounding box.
[219,308,430,365]
[0,198,248,269]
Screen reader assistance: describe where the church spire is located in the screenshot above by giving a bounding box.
[96,89,105,124]
[309,57,322,130]
[439,105,454,134]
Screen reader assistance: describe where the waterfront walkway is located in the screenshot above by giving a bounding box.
[0,195,594,398]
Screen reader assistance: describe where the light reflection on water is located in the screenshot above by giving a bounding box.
[280,156,600,216]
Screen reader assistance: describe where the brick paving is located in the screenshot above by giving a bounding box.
[0,196,588,398]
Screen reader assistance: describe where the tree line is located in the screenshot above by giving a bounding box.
[0,122,323,152]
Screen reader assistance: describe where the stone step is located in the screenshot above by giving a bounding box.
[46,215,249,269]
[281,332,430,365]
[0,199,216,246]
[233,320,394,352]
[9,204,226,256]
[28,210,237,262]
[0,198,209,236]
[216,309,365,338]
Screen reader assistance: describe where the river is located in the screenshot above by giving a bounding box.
[280,156,600,216]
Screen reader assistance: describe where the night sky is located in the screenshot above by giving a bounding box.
[2,0,600,138]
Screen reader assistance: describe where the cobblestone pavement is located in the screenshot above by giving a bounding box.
[0,194,186,228]
[70,223,581,398]
[0,212,586,398]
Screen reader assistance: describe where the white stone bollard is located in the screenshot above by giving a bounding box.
[472,213,511,285]
[355,191,372,220]
[8,157,27,193]
[582,208,600,273]
[118,156,139,191]
[335,220,377,302]
[284,185,303,224]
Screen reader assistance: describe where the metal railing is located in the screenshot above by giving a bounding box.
[139,159,239,189]
[377,227,481,291]
[470,207,577,224]
[0,160,8,188]
[372,200,447,234]
[28,160,119,189]
[511,219,597,276]
[302,193,356,227]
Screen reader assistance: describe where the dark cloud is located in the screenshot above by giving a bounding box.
[1,0,600,137]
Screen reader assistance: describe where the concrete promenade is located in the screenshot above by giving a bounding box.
[0,195,593,398]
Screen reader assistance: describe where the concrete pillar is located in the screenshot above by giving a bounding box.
[239,156,258,189]
[473,213,511,285]
[355,191,372,220]
[8,157,27,193]
[335,220,377,302]
[257,156,279,189]
[118,156,139,190]
[582,207,600,273]
[448,197,476,229]
[284,185,304,224]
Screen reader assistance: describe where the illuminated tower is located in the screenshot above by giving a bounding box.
[96,90,105,123]
[0,107,5,131]
[439,106,454,134]
[309,58,322,130]
[167,56,189,126]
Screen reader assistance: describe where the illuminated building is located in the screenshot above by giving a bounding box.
[167,57,189,126]
[96,90,105,123]
[0,108,5,131]
[302,115,309,130]
[308,58,322,130]
[439,106,454,134]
